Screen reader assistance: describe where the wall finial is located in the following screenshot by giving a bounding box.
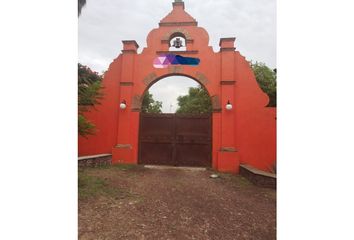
[172,0,185,10]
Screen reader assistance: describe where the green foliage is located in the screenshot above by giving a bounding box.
[78,0,86,16]
[111,164,139,171]
[78,114,95,137]
[251,61,277,107]
[78,63,103,137]
[78,63,103,108]
[141,91,162,113]
[176,85,212,114]
[78,81,102,111]
[78,171,123,199]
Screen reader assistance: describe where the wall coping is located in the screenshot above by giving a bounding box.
[78,154,112,161]
[240,164,276,178]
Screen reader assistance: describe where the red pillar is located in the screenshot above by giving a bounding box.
[217,38,240,173]
[112,41,139,164]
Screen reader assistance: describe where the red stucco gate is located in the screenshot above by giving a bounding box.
[78,0,276,173]
[139,113,212,167]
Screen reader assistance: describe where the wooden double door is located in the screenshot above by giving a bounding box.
[138,113,212,167]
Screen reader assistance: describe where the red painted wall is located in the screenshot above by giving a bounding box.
[79,1,276,173]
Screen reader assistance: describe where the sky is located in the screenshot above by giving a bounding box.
[79,0,276,112]
[149,76,199,112]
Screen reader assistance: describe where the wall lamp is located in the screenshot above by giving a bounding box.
[120,100,127,109]
[225,100,233,110]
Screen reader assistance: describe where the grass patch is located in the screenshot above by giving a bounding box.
[78,171,125,200]
[233,175,253,187]
[217,172,253,187]
[110,163,139,171]
[86,163,140,171]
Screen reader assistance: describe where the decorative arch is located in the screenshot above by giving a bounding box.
[78,0,276,174]
[142,73,210,95]
[135,73,213,112]
[165,29,191,40]
[142,73,210,97]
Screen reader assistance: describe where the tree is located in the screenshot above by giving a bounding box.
[78,0,86,16]
[251,61,277,107]
[141,91,162,113]
[176,85,212,114]
[78,63,103,137]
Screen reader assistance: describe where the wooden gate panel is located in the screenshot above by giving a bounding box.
[139,113,211,167]
[139,114,174,165]
[139,143,173,165]
[175,115,211,167]
[175,144,211,167]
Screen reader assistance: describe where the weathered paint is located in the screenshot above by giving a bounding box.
[78,1,276,173]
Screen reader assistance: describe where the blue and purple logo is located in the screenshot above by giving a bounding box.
[153,54,200,68]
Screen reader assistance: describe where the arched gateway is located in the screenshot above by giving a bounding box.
[79,0,276,173]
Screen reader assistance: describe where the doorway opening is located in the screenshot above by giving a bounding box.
[138,75,212,167]
[141,75,212,114]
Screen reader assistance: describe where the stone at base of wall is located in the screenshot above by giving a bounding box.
[78,154,112,168]
[239,164,276,189]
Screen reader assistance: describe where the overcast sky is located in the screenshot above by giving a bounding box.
[79,0,276,112]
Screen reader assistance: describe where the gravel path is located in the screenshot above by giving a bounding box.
[79,166,276,240]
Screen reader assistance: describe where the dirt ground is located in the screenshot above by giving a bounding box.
[78,165,276,240]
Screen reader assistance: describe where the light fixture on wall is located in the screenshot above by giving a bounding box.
[225,100,233,110]
[120,100,127,109]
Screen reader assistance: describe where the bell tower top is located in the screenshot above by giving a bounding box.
[159,0,197,27]
[173,0,184,9]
